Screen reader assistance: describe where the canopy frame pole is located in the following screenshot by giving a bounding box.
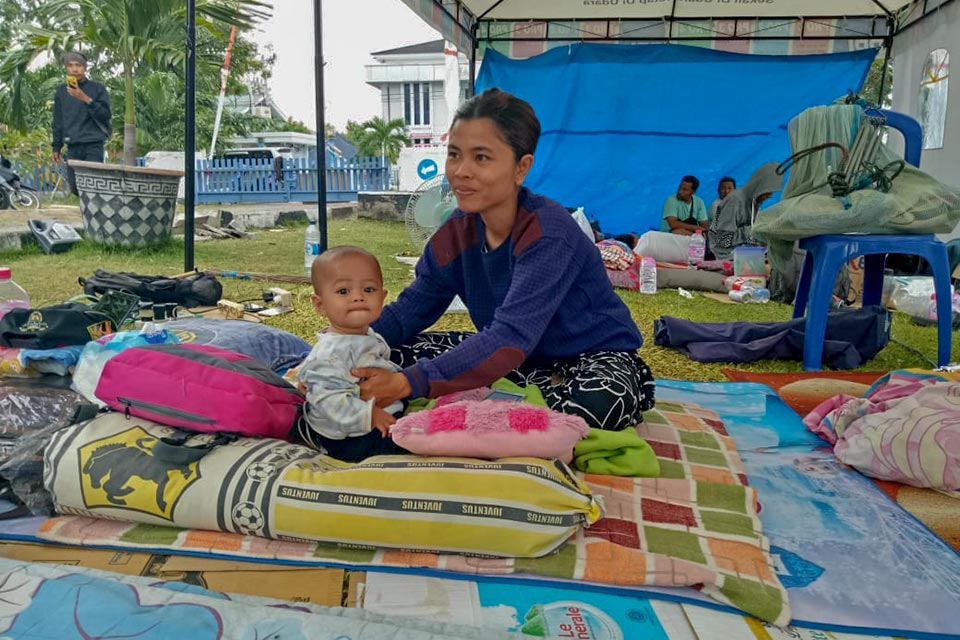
[184,0,196,272]
[877,18,895,106]
[469,23,478,97]
[314,0,328,254]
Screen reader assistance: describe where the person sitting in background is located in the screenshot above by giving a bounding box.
[660,175,708,235]
[613,233,640,251]
[708,176,736,225]
[708,162,783,262]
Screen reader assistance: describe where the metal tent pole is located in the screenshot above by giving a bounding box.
[184,0,196,272]
[877,19,894,106]
[314,0,328,253]
[468,25,478,97]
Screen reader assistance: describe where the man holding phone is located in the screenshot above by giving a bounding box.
[52,51,112,195]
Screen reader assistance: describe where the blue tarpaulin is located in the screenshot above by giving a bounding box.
[476,43,876,234]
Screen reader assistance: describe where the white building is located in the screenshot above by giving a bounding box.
[364,40,472,145]
[224,91,288,121]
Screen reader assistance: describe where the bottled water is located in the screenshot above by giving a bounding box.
[0,267,30,320]
[639,256,657,294]
[688,229,705,266]
[729,286,770,303]
[304,220,321,275]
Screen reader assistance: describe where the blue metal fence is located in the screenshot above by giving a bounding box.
[195,156,389,204]
[12,162,64,193]
[11,155,390,203]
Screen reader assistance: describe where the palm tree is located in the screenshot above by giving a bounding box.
[357,117,411,164]
[0,0,270,165]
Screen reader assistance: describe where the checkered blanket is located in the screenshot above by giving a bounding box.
[37,400,789,625]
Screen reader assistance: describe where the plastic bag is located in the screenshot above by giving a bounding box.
[570,206,596,242]
[889,276,936,317]
[0,379,98,516]
[72,325,180,406]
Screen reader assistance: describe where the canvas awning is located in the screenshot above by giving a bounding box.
[401,0,954,54]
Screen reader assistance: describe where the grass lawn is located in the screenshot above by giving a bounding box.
[0,217,953,381]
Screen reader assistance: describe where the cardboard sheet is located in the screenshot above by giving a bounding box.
[0,542,359,606]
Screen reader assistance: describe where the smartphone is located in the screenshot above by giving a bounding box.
[66,76,78,89]
[484,390,526,402]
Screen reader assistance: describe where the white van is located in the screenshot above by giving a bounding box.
[222,147,294,161]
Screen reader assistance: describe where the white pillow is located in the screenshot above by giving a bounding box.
[634,230,691,263]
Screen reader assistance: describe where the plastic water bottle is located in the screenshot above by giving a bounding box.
[688,229,705,266]
[749,287,771,303]
[639,256,657,294]
[0,267,30,320]
[304,220,321,275]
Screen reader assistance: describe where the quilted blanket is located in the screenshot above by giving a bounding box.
[804,369,960,494]
[37,401,789,625]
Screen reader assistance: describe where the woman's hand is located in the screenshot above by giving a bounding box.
[353,368,411,408]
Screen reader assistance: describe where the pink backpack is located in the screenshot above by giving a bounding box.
[94,343,304,440]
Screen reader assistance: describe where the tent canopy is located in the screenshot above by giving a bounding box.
[476,43,875,233]
[401,0,953,53]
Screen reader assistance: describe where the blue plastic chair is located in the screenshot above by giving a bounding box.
[792,109,953,370]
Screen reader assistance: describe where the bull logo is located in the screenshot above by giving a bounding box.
[79,427,201,520]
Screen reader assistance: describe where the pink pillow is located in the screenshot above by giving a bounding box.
[391,400,589,462]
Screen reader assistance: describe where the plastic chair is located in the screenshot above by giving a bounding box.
[792,109,952,370]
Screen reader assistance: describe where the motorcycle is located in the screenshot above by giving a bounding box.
[0,155,41,210]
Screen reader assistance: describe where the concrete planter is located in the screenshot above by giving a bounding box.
[69,160,184,246]
[358,191,413,222]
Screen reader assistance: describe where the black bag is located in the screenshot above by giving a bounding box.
[79,269,222,307]
[0,303,113,349]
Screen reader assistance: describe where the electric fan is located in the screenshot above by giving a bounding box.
[404,175,456,252]
[401,175,466,313]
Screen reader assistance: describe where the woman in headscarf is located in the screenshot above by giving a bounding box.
[708,162,784,262]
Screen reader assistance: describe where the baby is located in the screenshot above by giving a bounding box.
[296,245,407,462]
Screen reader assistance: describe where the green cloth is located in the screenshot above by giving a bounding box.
[572,428,660,477]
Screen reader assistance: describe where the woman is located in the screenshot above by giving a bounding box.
[353,88,654,430]
[708,162,783,262]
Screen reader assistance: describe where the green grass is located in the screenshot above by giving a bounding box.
[1,218,953,381]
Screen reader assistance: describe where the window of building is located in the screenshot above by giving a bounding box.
[413,83,421,125]
[919,49,949,150]
[403,84,412,126]
[423,84,430,125]
[402,82,432,126]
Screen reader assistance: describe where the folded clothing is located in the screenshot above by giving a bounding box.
[19,346,83,376]
[572,427,660,476]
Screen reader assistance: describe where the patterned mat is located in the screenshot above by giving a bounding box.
[721,370,887,417]
[37,401,790,626]
[722,368,960,554]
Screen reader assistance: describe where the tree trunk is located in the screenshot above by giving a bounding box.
[123,123,137,167]
[122,63,137,166]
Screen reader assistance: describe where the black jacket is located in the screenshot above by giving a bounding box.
[52,77,112,152]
